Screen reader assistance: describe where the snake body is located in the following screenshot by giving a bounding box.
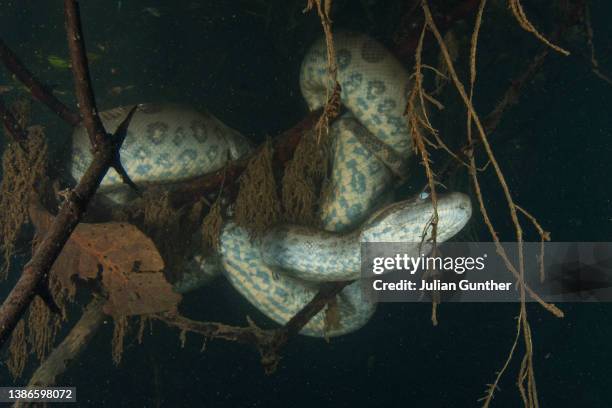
[69,32,472,337]
[260,192,472,282]
[71,103,252,201]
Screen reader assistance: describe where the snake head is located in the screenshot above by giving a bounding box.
[359,192,472,244]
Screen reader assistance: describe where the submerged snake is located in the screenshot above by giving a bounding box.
[70,32,472,337]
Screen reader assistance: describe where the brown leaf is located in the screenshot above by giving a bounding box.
[29,203,181,316]
[102,268,181,316]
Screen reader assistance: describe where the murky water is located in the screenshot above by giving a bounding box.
[1,1,611,407]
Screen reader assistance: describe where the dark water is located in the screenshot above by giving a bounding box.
[1,1,611,407]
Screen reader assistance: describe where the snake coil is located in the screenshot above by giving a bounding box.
[70,32,472,337]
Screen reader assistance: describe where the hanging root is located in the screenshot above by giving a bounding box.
[406,23,442,325]
[279,0,338,226]
[433,30,459,95]
[234,139,281,236]
[142,192,181,238]
[0,123,48,279]
[7,319,27,379]
[27,296,61,362]
[583,3,612,86]
[508,0,570,56]
[417,0,563,406]
[422,0,560,313]
[111,314,128,366]
[304,0,342,142]
[139,191,204,283]
[323,296,341,335]
[201,197,224,250]
[137,315,153,345]
[281,129,330,225]
[478,309,521,406]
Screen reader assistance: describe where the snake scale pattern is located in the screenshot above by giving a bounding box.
[71,103,252,202]
[70,32,472,337]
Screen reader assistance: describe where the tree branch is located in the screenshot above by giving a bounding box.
[14,297,105,407]
[155,281,351,374]
[63,0,107,148]
[0,38,80,127]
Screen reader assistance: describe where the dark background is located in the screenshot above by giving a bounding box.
[0,0,611,407]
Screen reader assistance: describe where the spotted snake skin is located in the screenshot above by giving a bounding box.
[69,32,472,337]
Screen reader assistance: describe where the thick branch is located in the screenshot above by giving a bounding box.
[0,38,80,127]
[15,297,105,404]
[63,0,107,148]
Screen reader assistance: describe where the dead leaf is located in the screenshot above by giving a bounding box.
[29,203,181,316]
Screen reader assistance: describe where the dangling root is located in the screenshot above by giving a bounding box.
[0,124,48,279]
[281,129,330,225]
[111,314,128,366]
[7,319,27,379]
[323,296,341,335]
[27,297,61,362]
[142,192,181,237]
[407,23,443,325]
[304,0,342,142]
[201,197,224,250]
[234,139,281,236]
[137,315,152,345]
[433,30,459,95]
[139,191,204,283]
[508,0,570,56]
[419,1,560,406]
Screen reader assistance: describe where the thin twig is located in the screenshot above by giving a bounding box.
[435,0,585,183]
[508,0,570,56]
[583,2,612,86]
[407,23,441,325]
[423,0,563,315]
